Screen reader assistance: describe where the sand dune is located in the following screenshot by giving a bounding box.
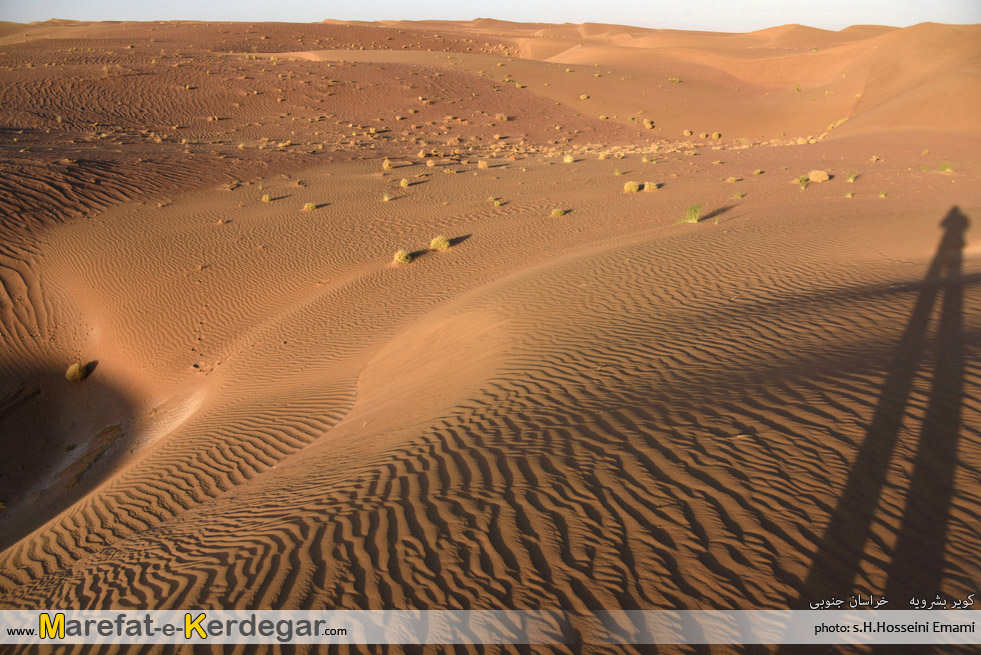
[0,16,979,654]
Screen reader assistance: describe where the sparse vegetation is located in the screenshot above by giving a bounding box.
[644,182,660,191]
[808,170,830,183]
[430,235,451,251]
[564,154,575,163]
[682,203,702,223]
[303,202,316,211]
[400,178,410,188]
[712,132,721,139]
[551,208,567,216]
[683,129,693,137]
[940,162,953,172]
[725,177,739,183]
[382,158,393,170]
[879,192,887,197]
[847,171,858,183]
[261,193,271,203]
[477,160,489,169]
[623,181,641,193]
[735,192,746,199]
[846,192,854,198]
[383,192,392,202]
[614,168,623,175]
[393,249,412,264]
[65,362,87,382]
[753,169,764,176]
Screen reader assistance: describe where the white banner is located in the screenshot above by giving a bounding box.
[0,610,977,645]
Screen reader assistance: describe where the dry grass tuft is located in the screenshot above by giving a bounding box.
[623,181,641,193]
[65,362,87,382]
[430,235,451,251]
[393,249,412,264]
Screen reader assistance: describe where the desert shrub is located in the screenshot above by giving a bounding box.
[940,162,952,172]
[430,235,451,251]
[393,249,412,264]
[564,154,574,163]
[683,203,702,223]
[383,192,392,202]
[382,158,393,170]
[623,181,641,193]
[644,182,660,191]
[427,159,435,167]
[579,94,589,100]
[808,170,830,183]
[477,160,489,169]
[712,132,721,139]
[847,171,858,182]
[261,193,271,202]
[683,129,693,136]
[699,132,708,139]
[753,169,764,175]
[400,178,410,188]
[65,362,87,382]
[551,208,567,217]
[303,202,316,211]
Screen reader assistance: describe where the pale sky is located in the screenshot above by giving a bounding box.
[0,0,978,32]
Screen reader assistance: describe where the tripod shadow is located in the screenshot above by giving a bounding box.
[787,207,970,636]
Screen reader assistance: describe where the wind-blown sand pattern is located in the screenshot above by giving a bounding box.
[0,17,979,654]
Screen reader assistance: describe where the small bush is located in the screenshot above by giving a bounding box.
[551,208,567,216]
[644,182,660,191]
[477,160,489,169]
[879,192,887,198]
[725,177,739,183]
[494,199,504,207]
[847,171,858,182]
[735,192,746,199]
[712,132,721,139]
[400,178,410,188]
[393,249,412,264]
[382,158,393,170]
[65,362,87,382]
[430,235,451,251]
[563,154,574,163]
[683,129,693,137]
[261,193,271,203]
[383,192,392,202]
[427,159,435,167]
[623,181,641,193]
[614,168,623,176]
[683,203,702,223]
[579,94,589,100]
[940,162,952,172]
[808,170,830,183]
[753,169,764,176]
[846,192,854,198]
[699,132,708,139]
[303,202,316,211]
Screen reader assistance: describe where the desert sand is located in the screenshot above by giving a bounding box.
[0,16,979,653]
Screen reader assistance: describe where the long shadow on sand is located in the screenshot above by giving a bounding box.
[784,206,970,651]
